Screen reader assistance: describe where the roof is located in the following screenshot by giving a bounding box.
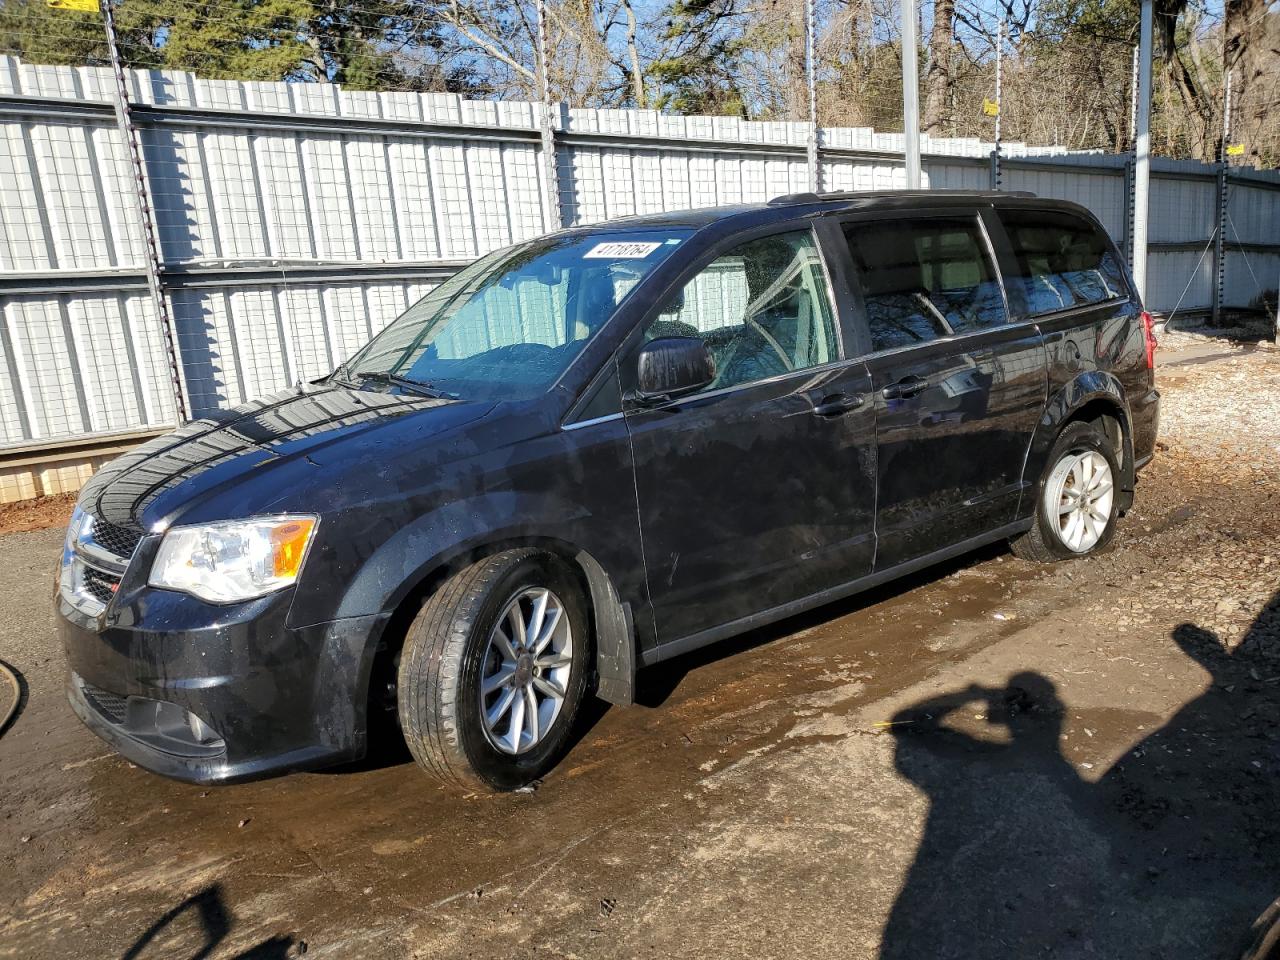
[766,189,1035,206]
[564,189,1057,237]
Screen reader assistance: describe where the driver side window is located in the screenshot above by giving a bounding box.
[643,230,838,393]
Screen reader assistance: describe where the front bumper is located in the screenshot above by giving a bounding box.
[57,586,387,784]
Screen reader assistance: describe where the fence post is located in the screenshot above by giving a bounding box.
[805,0,820,192]
[990,19,1003,190]
[99,0,188,423]
[1212,69,1232,326]
[535,0,564,231]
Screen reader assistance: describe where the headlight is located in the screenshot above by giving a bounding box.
[149,515,318,603]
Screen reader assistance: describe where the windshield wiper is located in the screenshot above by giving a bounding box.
[352,370,449,399]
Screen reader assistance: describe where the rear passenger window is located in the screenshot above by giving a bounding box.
[999,209,1128,316]
[842,218,1007,353]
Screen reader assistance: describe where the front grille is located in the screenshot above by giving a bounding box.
[89,516,143,559]
[62,511,141,615]
[82,567,119,606]
[82,682,130,724]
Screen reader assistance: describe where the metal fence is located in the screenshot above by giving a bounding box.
[1,55,1278,500]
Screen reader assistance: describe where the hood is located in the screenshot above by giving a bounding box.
[77,384,497,532]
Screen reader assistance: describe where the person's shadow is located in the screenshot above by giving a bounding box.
[121,883,296,959]
[881,592,1280,959]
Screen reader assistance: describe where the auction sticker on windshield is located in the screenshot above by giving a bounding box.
[584,241,663,259]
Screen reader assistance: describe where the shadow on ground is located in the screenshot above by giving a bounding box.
[881,592,1280,959]
[0,657,26,736]
[120,883,296,959]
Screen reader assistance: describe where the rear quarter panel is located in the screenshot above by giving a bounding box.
[984,200,1156,506]
[1024,298,1147,503]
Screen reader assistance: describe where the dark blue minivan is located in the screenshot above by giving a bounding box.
[56,190,1160,791]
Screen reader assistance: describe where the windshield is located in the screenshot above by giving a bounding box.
[340,229,692,400]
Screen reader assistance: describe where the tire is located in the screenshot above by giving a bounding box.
[1010,421,1121,563]
[396,549,591,792]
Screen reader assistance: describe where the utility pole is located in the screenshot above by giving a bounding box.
[1212,69,1232,326]
[99,0,187,423]
[900,0,922,189]
[1131,0,1154,304]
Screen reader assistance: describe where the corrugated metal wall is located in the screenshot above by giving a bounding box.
[1,56,1278,491]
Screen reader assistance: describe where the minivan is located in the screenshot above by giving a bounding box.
[57,190,1160,791]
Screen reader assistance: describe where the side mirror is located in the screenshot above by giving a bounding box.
[635,336,715,403]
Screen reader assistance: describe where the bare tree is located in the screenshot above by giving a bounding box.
[619,0,647,104]
[923,0,955,134]
[1224,0,1278,166]
[1154,0,1215,159]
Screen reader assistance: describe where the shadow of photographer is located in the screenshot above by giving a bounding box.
[881,592,1280,959]
[121,883,296,960]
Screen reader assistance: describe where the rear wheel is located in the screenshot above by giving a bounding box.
[1011,421,1120,563]
[396,550,590,791]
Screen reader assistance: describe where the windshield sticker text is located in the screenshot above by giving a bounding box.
[584,242,663,259]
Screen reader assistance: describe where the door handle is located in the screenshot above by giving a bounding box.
[882,375,928,400]
[811,392,865,417]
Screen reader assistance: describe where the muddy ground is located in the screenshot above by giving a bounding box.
[2,336,1279,960]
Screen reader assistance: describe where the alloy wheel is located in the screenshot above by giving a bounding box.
[479,587,573,755]
[1045,449,1114,553]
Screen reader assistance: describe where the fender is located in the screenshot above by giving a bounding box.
[330,491,642,707]
[1020,370,1135,518]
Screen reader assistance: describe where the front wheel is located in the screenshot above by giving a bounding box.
[396,550,591,791]
[1011,421,1121,563]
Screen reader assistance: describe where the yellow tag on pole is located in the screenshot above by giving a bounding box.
[1226,143,1245,157]
[46,0,99,12]
[982,98,999,117]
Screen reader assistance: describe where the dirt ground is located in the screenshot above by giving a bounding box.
[0,492,74,536]
[3,335,1280,960]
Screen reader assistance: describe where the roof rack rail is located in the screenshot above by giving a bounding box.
[766,189,1037,206]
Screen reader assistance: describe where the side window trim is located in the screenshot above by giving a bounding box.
[973,205,1015,326]
[978,205,1031,320]
[563,356,624,428]
[814,216,874,359]
[617,222,847,408]
[843,316,1026,365]
[1023,292,1132,329]
[628,355,855,410]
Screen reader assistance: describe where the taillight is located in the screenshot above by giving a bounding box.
[1140,311,1158,369]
